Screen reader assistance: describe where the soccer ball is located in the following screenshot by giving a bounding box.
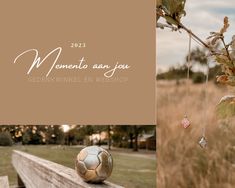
[75,146,113,183]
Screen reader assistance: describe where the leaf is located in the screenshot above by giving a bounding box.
[211,36,221,45]
[216,75,235,86]
[207,35,215,40]
[210,32,220,35]
[157,23,165,29]
[216,75,228,84]
[220,16,229,34]
[162,0,186,22]
[230,36,235,60]
[164,15,180,26]
[231,35,235,50]
[215,55,233,68]
[219,95,235,104]
[217,95,235,118]
[226,66,235,76]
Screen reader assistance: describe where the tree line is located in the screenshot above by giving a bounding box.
[0,125,156,151]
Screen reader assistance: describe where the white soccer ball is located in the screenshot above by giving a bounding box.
[75,146,113,183]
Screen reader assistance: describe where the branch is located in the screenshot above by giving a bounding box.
[178,22,212,50]
[157,22,178,31]
[221,36,232,61]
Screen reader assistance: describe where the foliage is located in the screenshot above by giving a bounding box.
[156,0,186,31]
[186,47,208,65]
[0,125,65,145]
[206,17,235,86]
[0,125,155,151]
[22,131,31,145]
[157,64,192,80]
[206,18,235,118]
[162,0,186,23]
[192,72,205,84]
[112,125,156,151]
[0,132,13,146]
[216,95,235,118]
[157,63,221,84]
[157,0,186,25]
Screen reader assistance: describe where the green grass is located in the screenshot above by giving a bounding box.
[0,147,17,184]
[0,145,156,188]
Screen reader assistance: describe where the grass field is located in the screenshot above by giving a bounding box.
[157,80,235,188]
[0,145,156,188]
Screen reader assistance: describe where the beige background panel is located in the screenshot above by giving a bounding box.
[0,0,156,124]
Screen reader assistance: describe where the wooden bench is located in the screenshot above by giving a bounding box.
[0,176,9,188]
[12,150,124,188]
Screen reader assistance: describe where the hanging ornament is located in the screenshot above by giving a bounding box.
[198,136,207,148]
[181,115,190,128]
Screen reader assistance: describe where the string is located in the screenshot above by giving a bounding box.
[183,26,209,143]
[185,31,192,117]
[203,62,209,137]
[191,36,204,48]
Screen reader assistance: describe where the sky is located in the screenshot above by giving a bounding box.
[157,0,235,73]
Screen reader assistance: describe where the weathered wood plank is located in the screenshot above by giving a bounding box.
[12,150,124,188]
[0,176,9,188]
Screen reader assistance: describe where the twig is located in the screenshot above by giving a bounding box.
[221,36,232,61]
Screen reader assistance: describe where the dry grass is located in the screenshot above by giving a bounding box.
[157,80,235,188]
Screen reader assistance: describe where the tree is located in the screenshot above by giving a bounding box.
[22,131,31,145]
[157,64,193,80]
[186,47,208,65]
[0,132,13,146]
[46,125,64,144]
[112,125,134,149]
[132,125,156,152]
[112,125,155,151]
